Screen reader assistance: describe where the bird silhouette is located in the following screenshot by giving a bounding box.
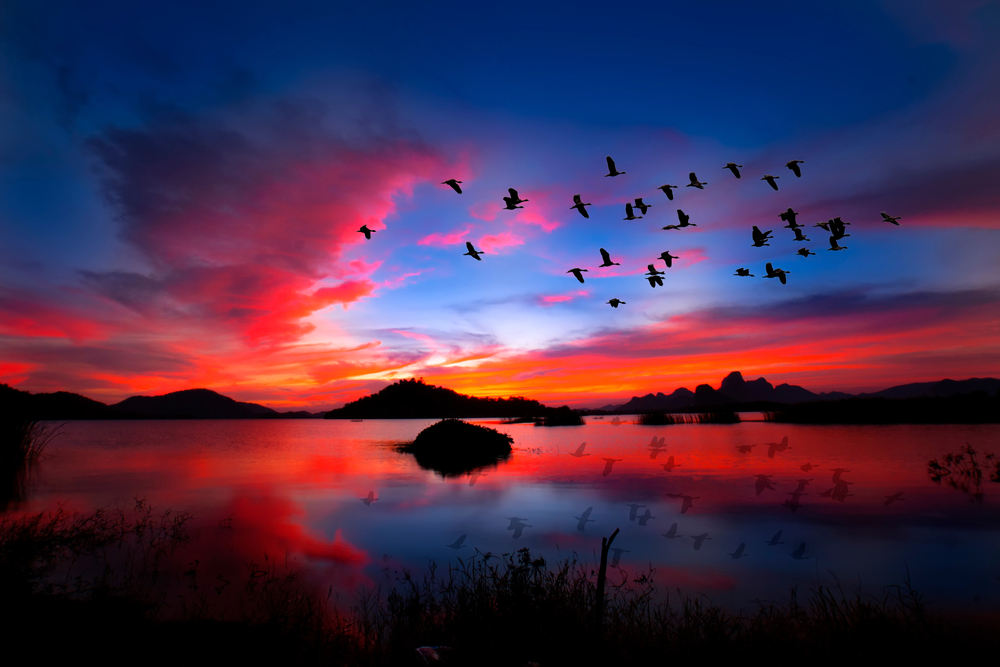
[818,487,834,498]
[786,160,804,177]
[634,198,651,215]
[646,274,664,288]
[571,194,592,218]
[605,156,625,177]
[754,474,776,496]
[884,492,905,506]
[658,251,679,268]
[766,436,791,458]
[790,543,809,560]
[446,534,467,549]
[691,533,711,550]
[468,471,484,486]
[658,184,678,200]
[575,507,596,531]
[734,267,755,277]
[602,458,623,477]
[728,543,748,559]
[752,226,773,247]
[792,228,810,242]
[832,480,854,502]
[763,262,790,285]
[662,523,683,539]
[799,463,814,472]
[442,179,463,193]
[464,241,486,260]
[599,248,620,267]
[686,172,707,189]
[506,517,532,539]
[358,225,376,240]
[637,509,655,526]
[361,491,378,506]
[607,298,626,308]
[792,479,813,493]
[609,547,630,567]
[779,208,800,227]
[503,188,528,210]
[569,442,589,458]
[784,492,806,512]
[626,503,646,521]
[830,217,850,239]
[797,247,816,257]
[736,444,756,454]
[881,211,901,226]
[663,209,696,230]
[765,530,785,546]
[623,202,643,220]
[761,174,780,190]
[724,162,743,178]
[669,494,698,514]
[661,455,681,472]
[830,468,851,483]
[648,446,667,460]
[567,268,588,283]
[649,436,666,448]
[647,264,665,276]
[828,236,847,251]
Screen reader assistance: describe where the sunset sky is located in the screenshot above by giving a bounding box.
[1,1,999,409]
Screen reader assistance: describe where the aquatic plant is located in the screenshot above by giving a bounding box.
[637,412,682,425]
[927,443,999,503]
[533,406,585,426]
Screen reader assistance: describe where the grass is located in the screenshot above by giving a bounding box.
[1,418,62,510]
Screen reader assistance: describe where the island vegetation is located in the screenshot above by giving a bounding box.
[397,419,513,477]
[765,392,1000,424]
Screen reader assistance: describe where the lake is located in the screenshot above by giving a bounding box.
[10,418,1000,615]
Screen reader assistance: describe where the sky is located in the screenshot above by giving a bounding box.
[1,0,999,410]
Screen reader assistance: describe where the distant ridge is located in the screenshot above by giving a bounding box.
[112,388,278,419]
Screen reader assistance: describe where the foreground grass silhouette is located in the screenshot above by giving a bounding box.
[2,503,990,665]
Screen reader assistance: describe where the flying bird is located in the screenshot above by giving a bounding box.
[792,228,810,242]
[734,267,755,277]
[358,225,376,240]
[605,155,625,177]
[503,188,528,210]
[884,492,905,506]
[442,179,463,193]
[361,491,378,506]
[736,444,756,453]
[828,236,847,251]
[446,534,467,549]
[575,507,596,531]
[763,262,789,285]
[830,217,851,238]
[599,248,620,267]
[634,198,651,215]
[637,509,655,526]
[567,268,588,283]
[881,211,901,225]
[790,543,809,560]
[609,547,630,568]
[658,184,678,200]
[666,493,699,514]
[752,226,772,247]
[568,442,589,458]
[723,162,743,178]
[761,174,780,190]
[766,436,791,458]
[797,247,815,257]
[623,202,643,220]
[570,194,592,218]
[800,463,814,472]
[792,479,813,493]
[663,209,696,230]
[691,533,711,550]
[779,208,800,227]
[601,457,623,477]
[686,172,707,189]
[830,468,851,483]
[626,503,646,521]
[658,251,679,268]
[606,298,626,308]
[464,242,486,260]
[755,474,776,496]
[785,160,804,177]
[765,530,785,546]
[506,517,532,539]
[728,543,748,559]
[646,274,664,288]
[662,523,682,539]
[661,455,681,472]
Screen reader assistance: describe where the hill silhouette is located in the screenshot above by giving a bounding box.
[112,389,278,419]
[324,378,554,419]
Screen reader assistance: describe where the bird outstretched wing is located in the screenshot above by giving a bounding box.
[466,241,475,252]
[607,156,617,173]
[600,248,612,264]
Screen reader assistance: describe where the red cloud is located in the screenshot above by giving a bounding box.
[417,225,473,247]
[479,231,524,253]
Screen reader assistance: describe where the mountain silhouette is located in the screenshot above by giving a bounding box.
[112,388,279,419]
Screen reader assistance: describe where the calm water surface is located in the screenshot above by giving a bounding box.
[14,418,1000,613]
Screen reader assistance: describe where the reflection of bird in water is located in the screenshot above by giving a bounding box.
[736,444,756,454]
[754,474,776,496]
[666,493,699,514]
[766,436,791,458]
[818,487,834,498]
[575,507,596,531]
[569,442,589,458]
[468,471,485,486]
[691,533,711,550]
[609,547,630,568]
[832,480,853,502]
[792,479,813,493]
[626,504,646,522]
[361,491,378,506]
[830,468,851,483]
[637,509,655,526]
[728,543,748,559]
[790,543,809,560]
[884,492,905,506]
[784,492,806,512]
[765,530,785,546]
[800,463,815,472]
[446,534,467,549]
[602,458,624,477]
[506,517,532,539]
[661,455,681,472]
[648,436,667,459]
[662,523,683,539]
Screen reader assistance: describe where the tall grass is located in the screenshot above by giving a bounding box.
[1,419,62,510]
[638,411,740,425]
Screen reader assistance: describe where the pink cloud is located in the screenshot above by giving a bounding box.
[417,224,473,247]
[469,200,500,222]
[539,290,589,306]
[479,231,524,253]
[512,209,561,233]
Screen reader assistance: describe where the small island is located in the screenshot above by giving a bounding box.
[398,419,513,477]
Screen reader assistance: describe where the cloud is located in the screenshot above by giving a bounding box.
[479,231,524,253]
[417,225,473,247]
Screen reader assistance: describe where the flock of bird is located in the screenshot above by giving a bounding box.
[357,157,902,307]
